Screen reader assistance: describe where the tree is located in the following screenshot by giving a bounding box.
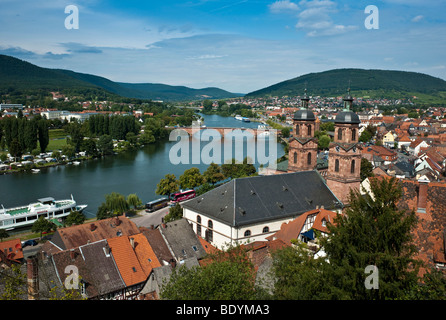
[0,229,9,241]
[320,177,420,299]
[97,134,114,156]
[360,158,374,180]
[0,264,27,300]
[281,127,290,138]
[8,138,23,160]
[202,100,213,112]
[62,144,76,160]
[203,162,225,185]
[317,135,331,150]
[179,167,204,190]
[156,174,180,198]
[160,245,259,300]
[221,158,256,180]
[126,193,142,209]
[32,216,57,239]
[64,210,86,227]
[163,203,183,223]
[272,177,422,300]
[37,119,49,153]
[105,192,129,215]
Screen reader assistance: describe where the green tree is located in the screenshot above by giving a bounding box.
[360,158,374,180]
[202,100,213,113]
[37,119,49,153]
[97,134,114,156]
[179,167,204,190]
[221,158,256,180]
[62,144,76,160]
[64,210,86,227]
[127,193,142,209]
[203,162,225,185]
[0,229,9,241]
[105,192,129,215]
[272,177,421,300]
[8,138,23,160]
[32,216,57,239]
[317,135,331,150]
[281,127,290,138]
[320,177,420,299]
[163,203,183,223]
[0,264,27,300]
[161,246,259,300]
[156,174,180,198]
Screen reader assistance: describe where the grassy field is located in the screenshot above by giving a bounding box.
[42,129,68,152]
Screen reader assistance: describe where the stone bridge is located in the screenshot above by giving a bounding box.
[167,126,277,140]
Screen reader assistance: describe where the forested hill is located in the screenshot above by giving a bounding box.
[245,68,446,104]
[0,54,241,101]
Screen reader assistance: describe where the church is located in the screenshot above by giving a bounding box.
[181,89,362,249]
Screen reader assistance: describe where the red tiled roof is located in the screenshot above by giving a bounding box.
[107,236,148,286]
[0,239,23,263]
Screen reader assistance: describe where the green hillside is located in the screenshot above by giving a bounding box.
[246,68,446,104]
[0,54,241,101]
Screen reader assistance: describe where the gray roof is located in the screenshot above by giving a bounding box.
[293,109,316,121]
[182,170,343,227]
[160,219,206,261]
[335,111,360,124]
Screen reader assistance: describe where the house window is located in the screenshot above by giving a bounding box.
[295,124,299,136]
[338,128,342,141]
[335,159,339,172]
[263,226,269,233]
[307,125,312,136]
[206,220,213,243]
[293,152,297,164]
[307,152,312,166]
[351,160,355,174]
[352,129,356,141]
[197,215,201,237]
[244,230,251,237]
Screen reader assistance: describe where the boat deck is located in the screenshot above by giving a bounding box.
[5,200,74,216]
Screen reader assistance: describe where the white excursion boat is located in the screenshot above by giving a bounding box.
[234,115,243,121]
[0,196,87,230]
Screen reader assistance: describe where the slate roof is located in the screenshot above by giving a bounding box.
[182,170,343,227]
[159,219,206,261]
[49,240,126,299]
[48,216,140,252]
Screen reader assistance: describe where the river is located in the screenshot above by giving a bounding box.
[0,113,285,218]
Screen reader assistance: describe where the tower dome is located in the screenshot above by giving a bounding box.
[293,88,315,121]
[335,88,360,124]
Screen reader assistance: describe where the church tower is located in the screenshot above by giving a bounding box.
[288,89,318,172]
[325,88,361,204]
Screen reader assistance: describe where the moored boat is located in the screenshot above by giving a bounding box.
[0,196,87,230]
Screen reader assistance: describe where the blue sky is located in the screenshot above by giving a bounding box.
[1,0,446,93]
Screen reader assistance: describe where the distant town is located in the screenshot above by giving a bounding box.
[1,89,446,301]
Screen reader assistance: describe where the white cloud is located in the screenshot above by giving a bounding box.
[268,0,299,13]
[411,15,424,22]
[294,0,355,37]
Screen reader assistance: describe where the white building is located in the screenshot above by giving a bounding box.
[182,170,344,250]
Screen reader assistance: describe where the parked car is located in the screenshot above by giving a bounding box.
[21,239,38,248]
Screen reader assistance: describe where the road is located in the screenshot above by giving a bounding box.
[130,206,170,229]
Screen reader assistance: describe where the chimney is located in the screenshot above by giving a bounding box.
[150,225,154,230]
[27,256,39,300]
[90,223,97,231]
[115,217,121,226]
[70,249,76,260]
[130,237,135,249]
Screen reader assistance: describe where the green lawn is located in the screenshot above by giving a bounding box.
[43,129,68,152]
